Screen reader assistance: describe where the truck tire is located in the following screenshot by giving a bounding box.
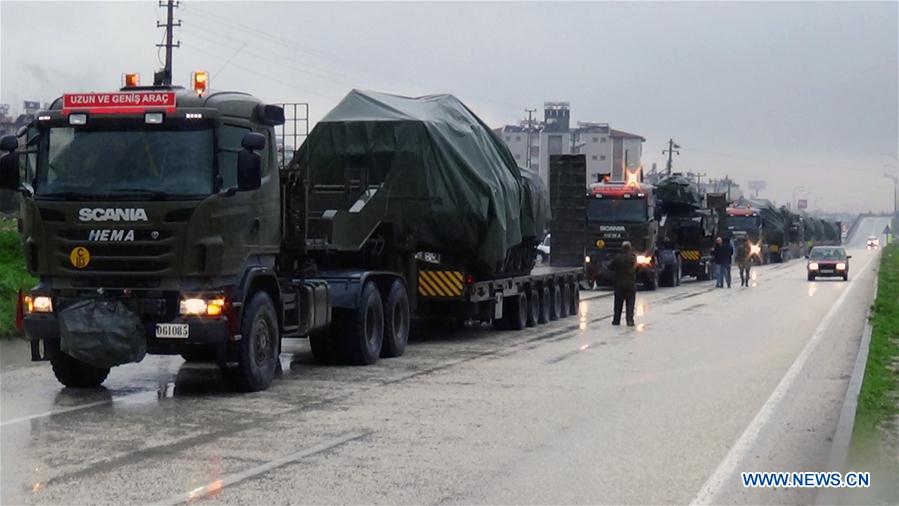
[558,284,570,318]
[526,287,540,327]
[506,294,528,331]
[50,349,110,388]
[381,280,410,358]
[549,284,562,321]
[538,286,551,324]
[224,291,280,392]
[569,283,579,316]
[335,281,384,365]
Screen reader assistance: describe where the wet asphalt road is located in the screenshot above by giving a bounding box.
[0,217,890,505]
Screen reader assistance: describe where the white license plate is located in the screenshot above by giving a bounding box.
[155,323,189,339]
[820,269,833,273]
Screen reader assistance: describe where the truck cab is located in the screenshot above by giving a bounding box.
[724,205,763,263]
[583,182,659,289]
[0,77,300,391]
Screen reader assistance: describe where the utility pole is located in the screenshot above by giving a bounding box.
[154,0,181,86]
[663,138,680,175]
[525,108,536,170]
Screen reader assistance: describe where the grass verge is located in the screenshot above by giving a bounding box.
[849,243,898,503]
[0,217,35,337]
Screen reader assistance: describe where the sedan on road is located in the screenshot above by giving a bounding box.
[866,235,880,249]
[807,246,850,281]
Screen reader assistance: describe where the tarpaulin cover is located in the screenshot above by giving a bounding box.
[655,175,702,212]
[59,300,146,368]
[751,198,787,243]
[293,90,546,270]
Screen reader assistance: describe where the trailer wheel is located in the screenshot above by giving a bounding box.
[224,291,280,392]
[549,284,562,321]
[569,282,579,316]
[335,281,384,365]
[50,349,110,388]
[538,286,551,324]
[526,288,540,327]
[381,280,410,358]
[506,294,528,331]
[558,284,570,318]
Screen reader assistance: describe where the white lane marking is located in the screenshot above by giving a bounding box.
[0,390,159,428]
[690,253,877,505]
[149,430,370,506]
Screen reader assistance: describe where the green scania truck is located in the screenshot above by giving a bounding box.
[1,79,580,392]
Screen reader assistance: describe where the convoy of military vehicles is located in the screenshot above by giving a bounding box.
[0,71,846,393]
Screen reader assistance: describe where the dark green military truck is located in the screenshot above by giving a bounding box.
[0,83,580,392]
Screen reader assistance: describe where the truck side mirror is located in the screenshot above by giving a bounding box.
[237,132,265,192]
[0,135,19,191]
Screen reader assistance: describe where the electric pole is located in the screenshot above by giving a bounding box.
[154,0,181,86]
[663,138,680,176]
[525,108,536,170]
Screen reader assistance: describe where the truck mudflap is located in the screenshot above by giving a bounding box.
[58,300,146,368]
[417,269,465,298]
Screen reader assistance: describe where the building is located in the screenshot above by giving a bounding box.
[496,102,644,187]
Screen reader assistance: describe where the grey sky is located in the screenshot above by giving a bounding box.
[2,1,896,212]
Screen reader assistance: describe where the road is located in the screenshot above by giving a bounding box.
[0,217,890,505]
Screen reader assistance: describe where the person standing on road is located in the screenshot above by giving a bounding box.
[712,236,734,288]
[735,238,752,287]
[609,241,637,326]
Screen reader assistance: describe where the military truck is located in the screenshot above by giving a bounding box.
[582,181,660,290]
[581,176,717,290]
[1,79,580,392]
[723,203,764,263]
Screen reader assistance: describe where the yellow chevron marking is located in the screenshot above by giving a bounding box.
[418,271,464,297]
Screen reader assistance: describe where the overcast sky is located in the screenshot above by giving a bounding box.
[2,1,896,213]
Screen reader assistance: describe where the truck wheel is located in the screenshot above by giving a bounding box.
[381,280,410,358]
[225,291,280,392]
[538,286,551,324]
[558,284,570,318]
[569,283,579,316]
[549,284,562,321]
[526,288,540,327]
[51,349,110,388]
[336,281,384,365]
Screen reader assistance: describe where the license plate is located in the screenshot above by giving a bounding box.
[156,323,189,339]
[820,269,833,273]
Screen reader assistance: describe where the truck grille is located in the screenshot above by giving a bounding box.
[56,230,175,274]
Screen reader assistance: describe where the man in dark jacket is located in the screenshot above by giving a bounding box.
[712,236,734,288]
[608,241,637,326]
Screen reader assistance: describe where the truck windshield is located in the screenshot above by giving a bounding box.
[35,125,213,199]
[726,216,759,230]
[587,198,647,222]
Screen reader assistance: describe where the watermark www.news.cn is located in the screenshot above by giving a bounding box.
[741,472,871,488]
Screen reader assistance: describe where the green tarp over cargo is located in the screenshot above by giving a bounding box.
[292,90,548,275]
[654,175,702,212]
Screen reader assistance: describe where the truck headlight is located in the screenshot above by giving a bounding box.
[180,296,226,316]
[808,262,819,271]
[584,255,591,263]
[24,295,53,313]
[750,243,761,255]
[636,255,652,265]
[836,262,846,270]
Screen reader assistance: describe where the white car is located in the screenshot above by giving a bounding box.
[866,236,879,249]
[537,234,550,263]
